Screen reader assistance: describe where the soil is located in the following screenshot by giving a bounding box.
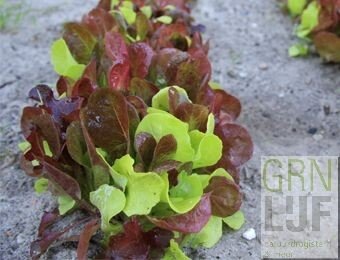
[0,0,339,259]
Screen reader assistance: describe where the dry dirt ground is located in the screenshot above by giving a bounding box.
[0,0,339,259]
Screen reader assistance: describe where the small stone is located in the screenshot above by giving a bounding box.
[323,105,330,116]
[16,234,25,244]
[239,72,247,78]
[307,127,318,135]
[227,70,237,78]
[259,63,268,70]
[242,228,256,240]
[313,134,323,141]
[305,78,312,85]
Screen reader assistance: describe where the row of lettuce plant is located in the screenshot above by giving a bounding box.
[19,0,253,259]
[286,0,340,61]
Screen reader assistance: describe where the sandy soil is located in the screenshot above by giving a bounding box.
[0,0,339,259]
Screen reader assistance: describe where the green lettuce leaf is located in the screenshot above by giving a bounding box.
[34,178,49,194]
[112,155,165,216]
[163,239,189,260]
[90,184,126,232]
[156,16,173,24]
[296,1,320,38]
[58,195,76,215]
[51,38,86,80]
[182,216,222,248]
[222,210,245,230]
[160,172,203,214]
[136,113,195,163]
[189,130,222,169]
[288,0,307,16]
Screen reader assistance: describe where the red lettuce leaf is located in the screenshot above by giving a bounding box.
[174,103,209,132]
[214,123,253,169]
[77,219,100,260]
[204,176,242,217]
[82,88,130,160]
[82,8,116,37]
[128,43,154,78]
[63,22,97,64]
[40,157,81,200]
[148,193,211,233]
[101,218,173,260]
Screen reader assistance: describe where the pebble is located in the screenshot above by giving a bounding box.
[307,127,318,135]
[239,72,247,78]
[242,228,256,240]
[259,63,268,70]
[313,134,323,141]
[16,234,25,244]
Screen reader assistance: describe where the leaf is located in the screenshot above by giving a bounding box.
[141,6,152,19]
[90,184,126,232]
[313,31,340,62]
[129,78,159,106]
[110,0,119,9]
[51,38,86,80]
[125,173,164,216]
[82,88,130,161]
[175,103,209,132]
[80,117,113,190]
[152,86,191,112]
[204,176,242,217]
[212,89,242,122]
[21,106,61,158]
[58,195,76,215]
[296,1,320,38]
[222,210,245,230]
[182,216,222,248]
[82,8,116,37]
[77,219,100,260]
[150,134,177,170]
[120,6,136,25]
[199,168,234,189]
[112,155,165,216]
[105,31,129,63]
[160,172,203,214]
[34,178,49,194]
[149,48,189,87]
[156,16,173,24]
[128,43,154,78]
[163,239,189,260]
[63,22,97,64]
[136,12,149,40]
[214,123,253,170]
[148,193,211,233]
[102,217,174,259]
[288,43,309,57]
[288,0,307,16]
[18,141,31,154]
[41,158,81,201]
[134,132,157,168]
[66,121,90,167]
[102,218,149,259]
[28,84,83,126]
[189,130,222,169]
[108,61,131,90]
[136,112,195,163]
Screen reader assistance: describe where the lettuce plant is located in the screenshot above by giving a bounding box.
[19,0,253,259]
[286,0,340,62]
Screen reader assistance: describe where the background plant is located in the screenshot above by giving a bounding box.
[285,0,340,62]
